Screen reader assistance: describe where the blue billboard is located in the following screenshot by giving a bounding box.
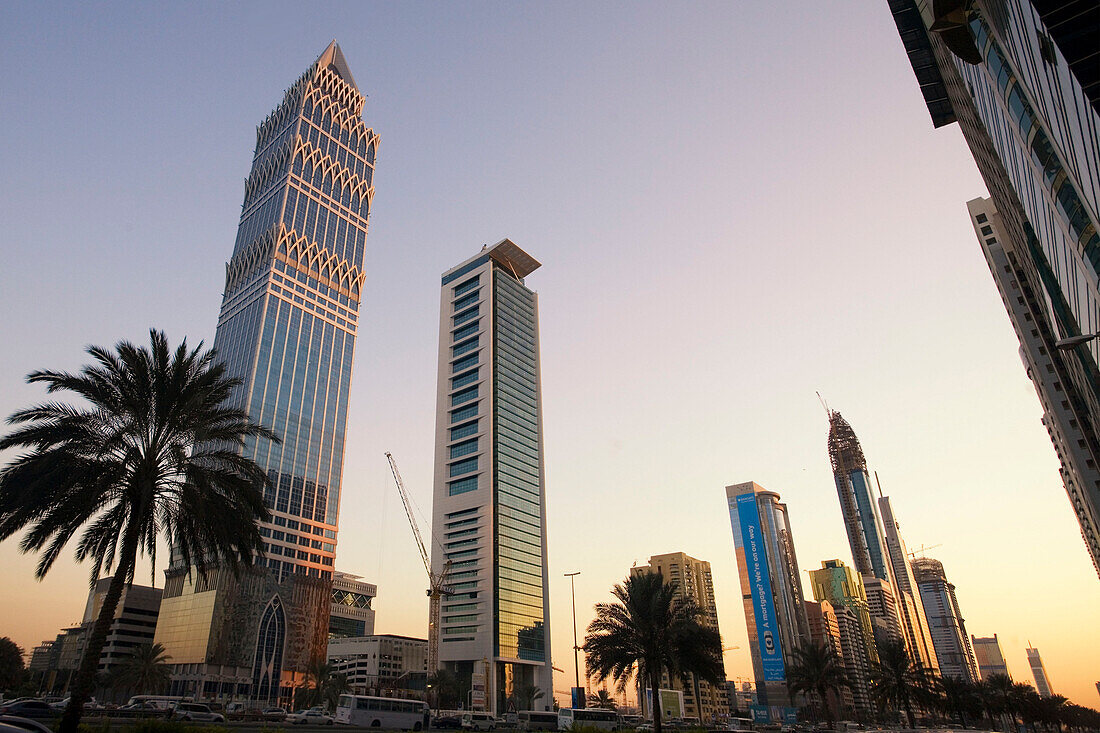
[733,492,786,681]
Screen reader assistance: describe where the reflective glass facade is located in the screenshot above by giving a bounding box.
[431,240,552,714]
[214,43,378,580]
[890,0,1100,576]
[154,42,377,705]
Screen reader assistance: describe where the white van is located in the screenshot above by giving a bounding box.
[462,712,496,731]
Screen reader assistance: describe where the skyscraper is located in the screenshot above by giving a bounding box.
[968,196,1100,576]
[804,600,856,715]
[726,482,811,712]
[911,557,980,682]
[153,42,378,702]
[878,496,939,672]
[631,553,729,723]
[1026,646,1054,697]
[429,239,552,715]
[808,559,877,713]
[887,0,1100,577]
[825,412,907,649]
[972,635,1011,680]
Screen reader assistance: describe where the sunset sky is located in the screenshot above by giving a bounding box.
[1,1,1097,708]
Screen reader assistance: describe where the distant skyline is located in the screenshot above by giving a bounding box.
[1,1,1098,708]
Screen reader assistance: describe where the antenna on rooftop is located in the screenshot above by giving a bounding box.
[816,391,830,415]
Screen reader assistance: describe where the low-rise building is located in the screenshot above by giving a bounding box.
[328,635,428,698]
[330,572,377,638]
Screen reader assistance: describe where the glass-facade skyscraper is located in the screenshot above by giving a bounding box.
[911,557,980,682]
[429,239,553,715]
[153,41,378,703]
[887,0,1100,577]
[726,481,810,714]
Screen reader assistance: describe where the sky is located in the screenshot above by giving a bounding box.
[1,0,1098,709]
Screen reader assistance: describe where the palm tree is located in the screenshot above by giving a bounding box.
[985,673,1016,730]
[296,661,349,711]
[112,642,172,696]
[0,330,275,733]
[974,679,1001,731]
[588,689,617,710]
[514,684,545,710]
[428,669,462,711]
[868,639,936,728]
[786,641,849,729]
[939,676,978,727]
[583,572,723,733]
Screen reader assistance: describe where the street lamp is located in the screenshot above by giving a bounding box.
[564,571,581,707]
[1055,332,1099,350]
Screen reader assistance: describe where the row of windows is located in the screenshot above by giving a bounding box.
[452,336,479,358]
[449,457,478,477]
[451,352,478,374]
[450,438,478,458]
[451,368,479,389]
[453,305,479,326]
[450,420,478,441]
[448,476,478,496]
[453,320,479,343]
[451,386,478,406]
[452,289,480,312]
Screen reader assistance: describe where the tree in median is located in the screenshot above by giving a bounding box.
[0,330,275,733]
[0,637,25,692]
[786,641,849,729]
[868,639,937,728]
[583,571,723,733]
[113,642,172,697]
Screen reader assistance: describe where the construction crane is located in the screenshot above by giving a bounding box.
[385,452,452,674]
[907,543,943,558]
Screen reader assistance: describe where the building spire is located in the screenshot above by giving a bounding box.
[315,40,359,91]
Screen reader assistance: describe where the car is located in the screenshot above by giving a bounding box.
[0,704,55,721]
[433,714,462,729]
[0,716,55,733]
[286,708,335,725]
[171,703,225,723]
[460,712,495,731]
[263,708,288,722]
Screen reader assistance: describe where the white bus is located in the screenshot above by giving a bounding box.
[335,695,430,730]
[124,695,187,711]
[557,708,618,731]
[519,711,559,731]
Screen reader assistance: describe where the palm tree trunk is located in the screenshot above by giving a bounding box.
[651,668,663,733]
[901,691,915,729]
[819,685,835,730]
[59,522,140,733]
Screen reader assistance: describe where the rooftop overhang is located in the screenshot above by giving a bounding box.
[486,238,541,278]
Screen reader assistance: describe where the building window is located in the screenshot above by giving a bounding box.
[453,322,479,342]
[980,225,993,236]
[976,213,988,223]
[450,421,478,441]
[453,306,480,326]
[452,337,479,357]
[453,276,480,298]
[451,386,478,406]
[452,353,478,374]
[450,404,478,424]
[449,457,478,477]
[448,477,478,496]
[452,369,479,389]
[450,438,478,459]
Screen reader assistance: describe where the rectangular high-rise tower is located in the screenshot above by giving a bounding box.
[726,482,810,714]
[154,41,378,703]
[911,557,980,683]
[429,239,553,715]
[1026,646,1054,697]
[631,553,729,723]
[887,0,1100,577]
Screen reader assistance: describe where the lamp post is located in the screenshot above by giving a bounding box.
[564,571,581,708]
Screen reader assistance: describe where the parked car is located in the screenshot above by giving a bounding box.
[432,714,462,729]
[171,703,225,723]
[286,708,335,725]
[0,716,55,733]
[263,708,288,722]
[0,703,54,721]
